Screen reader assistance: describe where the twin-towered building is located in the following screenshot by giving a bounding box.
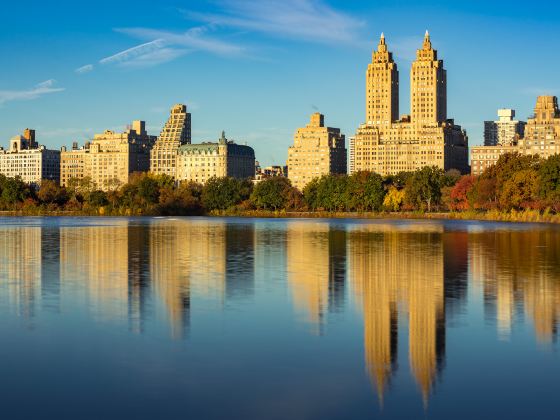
[287,31,470,190]
[352,31,469,176]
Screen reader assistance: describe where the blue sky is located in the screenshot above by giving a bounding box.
[1,0,559,166]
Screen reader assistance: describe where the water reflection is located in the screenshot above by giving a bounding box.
[470,230,560,343]
[348,224,450,404]
[287,222,347,334]
[0,218,558,412]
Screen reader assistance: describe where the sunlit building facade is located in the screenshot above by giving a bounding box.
[353,32,469,176]
[0,129,60,185]
[287,112,347,191]
[176,131,255,184]
[484,109,525,146]
[60,120,155,189]
[471,96,560,175]
[150,104,192,178]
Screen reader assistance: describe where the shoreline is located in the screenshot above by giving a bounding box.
[1,209,559,224]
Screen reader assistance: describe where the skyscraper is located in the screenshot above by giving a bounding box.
[471,97,560,175]
[287,113,347,191]
[366,33,399,126]
[484,109,525,146]
[150,104,192,178]
[353,32,469,176]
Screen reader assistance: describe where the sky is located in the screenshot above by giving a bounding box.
[1,0,560,166]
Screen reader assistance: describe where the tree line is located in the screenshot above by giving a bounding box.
[0,152,558,216]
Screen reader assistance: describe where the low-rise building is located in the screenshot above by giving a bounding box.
[254,165,288,183]
[0,129,60,185]
[60,120,155,190]
[470,145,517,176]
[287,113,347,191]
[176,131,255,184]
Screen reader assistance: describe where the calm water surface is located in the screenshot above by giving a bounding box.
[0,217,558,419]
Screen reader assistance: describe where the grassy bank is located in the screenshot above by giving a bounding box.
[208,209,560,224]
[2,208,560,224]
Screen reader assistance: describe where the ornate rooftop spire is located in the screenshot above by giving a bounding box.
[423,30,432,50]
[378,32,387,52]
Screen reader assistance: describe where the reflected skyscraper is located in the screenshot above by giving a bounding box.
[149,220,193,339]
[127,225,151,334]
[0,227,42,319]
[287,222,347,334]
[60,224,130,321]
[40,227,61,312]
[225,223,255,300]
[349,223,449,404]
[470,230,560,343]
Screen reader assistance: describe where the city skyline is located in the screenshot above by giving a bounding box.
[1,1,560,167]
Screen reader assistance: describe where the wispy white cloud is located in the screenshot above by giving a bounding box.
[185,0,364,45]
[100,39,168,65]
[0,79,64,105]
[98,25,243,69]
[92,1,363,71]
[75,64,94,74]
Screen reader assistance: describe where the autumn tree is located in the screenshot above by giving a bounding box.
[449,175,476,211]
[499,169,540,209]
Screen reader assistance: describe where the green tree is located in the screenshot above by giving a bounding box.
[315,175,348,211]
[1,177,30,205]
[88,190,109,207]
[538,154,560,204]
[136,175,161,205]
[302,178,319,211]
[250,177,294,210]
[405,166,445,211]
[346,171,385,211]
[201,177,252,210]
[385,171,413,190]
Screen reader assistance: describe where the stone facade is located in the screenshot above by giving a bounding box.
[348,136,356,174]
[353,32,469,176]
[470,145,517,176]
[60,121,155,190]
[471,96,560,175]
[517,96,560,158]
[287,113,347,191]
[150,104,191,178]
[484,109,525,146]
[176,132,255,184]
[0,129,60,185]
